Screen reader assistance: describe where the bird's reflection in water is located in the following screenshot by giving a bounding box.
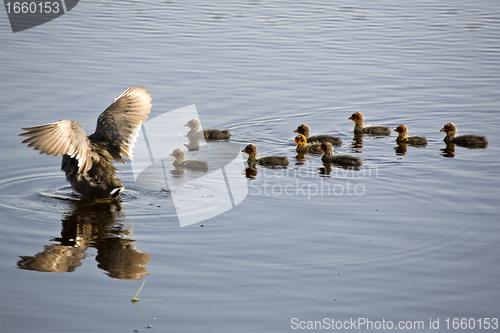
[294,153,307,166]
[244,165,258,179]
[318,162,360,176]
[318,163,333,176]
[244,161,258,179]
[184,123,206,152]
[394,144,407,156]
[440,143,455,158]
[184,136,201,152]
[243,162,289,179]
[17,200,151,280]
[440,142,487,158]
[350,133,363,152]
[170,167,185,177]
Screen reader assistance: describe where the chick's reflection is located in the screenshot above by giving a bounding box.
[17,200,150,280]
[440,143,455,158]
[350,133,363,152]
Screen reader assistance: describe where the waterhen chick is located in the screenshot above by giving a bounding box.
[440,123,488,147]
[348,112,391,135]
[294,124,342,146]
[19,86,152,199]
[394,125,428,146]
[169,148,209,171]
[185,118,231,140]
[241,144,289,167]
[294,134,321,154]
[317,142,362,167]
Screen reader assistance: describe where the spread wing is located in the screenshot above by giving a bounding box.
[91,85,152,162]
[20,120,92,173]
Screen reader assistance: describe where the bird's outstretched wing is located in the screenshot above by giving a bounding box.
[91,85,152,162]
[20,120,92,173]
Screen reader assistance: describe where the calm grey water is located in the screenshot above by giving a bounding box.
[1,1,499,332]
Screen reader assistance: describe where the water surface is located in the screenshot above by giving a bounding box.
[0,1,499,332]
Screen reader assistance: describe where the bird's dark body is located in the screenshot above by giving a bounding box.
[61,143,123,198]
[296,144,321,154]
[255,156,289,166]
[445,134,488,147]
[359,126,392,136]
[308,134,342,145]
[173,159,209,171]
[397,136,428,146]
[185,118,231,140]
[204,129,231,140]
[294,124,342,146]
[318,142,362,167]
[321,154,362,167]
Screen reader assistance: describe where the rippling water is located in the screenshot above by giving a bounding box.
[1,1,499,332]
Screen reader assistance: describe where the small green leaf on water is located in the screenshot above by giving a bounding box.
[132,280,146,302]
